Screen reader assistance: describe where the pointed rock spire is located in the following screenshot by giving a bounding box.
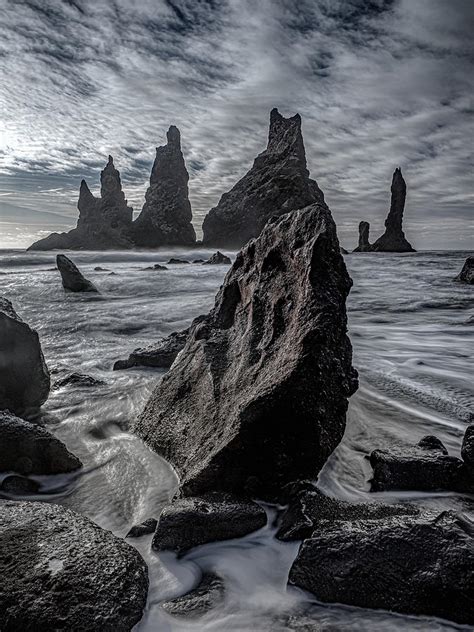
[353,221,373,252]
[372,168,415,252]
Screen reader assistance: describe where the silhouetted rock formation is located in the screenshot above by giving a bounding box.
[454,256,474,284]
[113,327,190,371]
[56,254,98,292]
[203,251,231,265]
[0,500,148,630]
[134,202,358,500]
[28,156,134,251]
[201,108,324,248]
[372,168,415,252]
[132,126,196,247]
[353,221,373,252]
[0,298,50,415]
[52,372,105,389]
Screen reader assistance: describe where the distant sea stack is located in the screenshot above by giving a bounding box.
[353,221,373,252]
[132,126,196,248]
[201,108,324,248]
[372,168,415,252]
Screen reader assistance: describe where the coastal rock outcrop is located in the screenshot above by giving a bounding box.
[56,254,98,292]
[0,298,50,415]
[0,410,82,475]
[372,168,415,252]
[113,327,190,371]
[201,108,324,248]
[203,251,231,265]
[454,255,474,284]
[0,500,148,631]
[353,221,373,252]
[132,126,196,247]
[134,202,358,500]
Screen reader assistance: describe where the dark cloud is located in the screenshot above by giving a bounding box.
[0,0,472,248]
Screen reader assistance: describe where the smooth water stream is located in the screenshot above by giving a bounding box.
[1,248,473,631]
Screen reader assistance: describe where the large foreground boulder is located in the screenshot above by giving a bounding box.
[289,508,474,625]
[0,500,148,631]
[372,168,415,252]
[202,108,324,248]
[0,410,82,475]
[56,254,98,292]
[454,256,474,284]
[134,202,358,500]
[113,328,190,371]
[0,298,50,415]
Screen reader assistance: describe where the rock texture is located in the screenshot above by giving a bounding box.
[0,500,148,631]
[203,251,231,265]
[161,572,225,618]
[372,168,415,252]
[56,254,98,292]
[353,220,373,252]
[134,202,358,500]
[113,327,190,371]
[0,298,50,415]
[52,372,105,389]
[28,156,134,251]
[202,108,324,248]
[126,518,158,539]
[289,508,474,625]
[132,126,196,247]
[152,493,267,555]
[454,256,474,284]
[0,410,82,475]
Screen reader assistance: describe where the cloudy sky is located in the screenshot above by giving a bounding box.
[0,0,472,249]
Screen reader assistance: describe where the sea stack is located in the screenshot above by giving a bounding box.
[454,256,474,284]
[56,254,98,292]
[353,221,373,252]
[132,126,196,247]
[134,201,358,500]
[372,168,415,252]
[201,108,324,248]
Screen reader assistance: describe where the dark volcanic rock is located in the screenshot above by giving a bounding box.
[193,259,205,263]
[52,372,106,389]
[353,220,373,252]
[56,254,98,292]
[372,168,415,252]
[166,258,190,264]
[135,202,358,500]
[340,246,348,254]
[126,517,158,538]
[152,493,267,555]
[161,572,225,618]
[113,328,189,371]
[94,266,110,271]
[462,425,474,466]
[276,487,417,541]
[0,298,50,415]
[289,509,474,625]
[0,410,82,475]
[132,126,196,247]
[28,156,134,251]
[143,263,168,271]
[0,474,40,495]
[454,256,474,284]
[0,500,148,631]
[202,108,324,248]
[202,251,231,265]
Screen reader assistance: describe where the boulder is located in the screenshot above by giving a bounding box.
[202,108,324,248]
[56,254,98,292]
[353,220,373,252]
[0,410,82,475]
[134,202,358,500]
[113,328,190,371]
[461,425,474,466]
[289,508,474,625]
[0,298,50,415]
[152,493,267,555]
[161,572,225,618]
[132,126,196,247]
[0,500,148,631]
[0,474,40,495]
[202,251,231,265]
[52,372,105,389]
[126,518,158,538]
[166,258,190,264]
[454,256,474,284]
[143,263,168,271]
[372,168,415,252]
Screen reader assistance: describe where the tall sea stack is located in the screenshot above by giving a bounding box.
[132,126,196,247]
[372,168,415,252]
[353,221,372,252]
[201,108,323,248]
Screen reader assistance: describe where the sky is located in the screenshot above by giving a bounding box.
[0,0,473,250]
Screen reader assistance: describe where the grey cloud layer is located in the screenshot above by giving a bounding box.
[0,0,472,248]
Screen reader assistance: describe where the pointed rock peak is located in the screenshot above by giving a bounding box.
[267,108,304,157]
[107,155,114,165]
[392,167,405,186]
[80,179,90,192]
[79,179,95,201]
[166,125,181,149]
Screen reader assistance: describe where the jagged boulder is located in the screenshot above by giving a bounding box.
[126,518,158,539]
[353,220,373,252]
[372,168,415,252]
[202,108,324,248]
[134,202,358,500]
[113,328,190,371]
[56,254,98,292]
[0,409,82,475]
[203,251,231,265]
[161,572,225,618]
[132,126,196,247]
[0,298,50,415]
[0,500,148,631]
[454,256,474,284]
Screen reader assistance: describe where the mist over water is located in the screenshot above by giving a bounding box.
[1,248,473,631]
